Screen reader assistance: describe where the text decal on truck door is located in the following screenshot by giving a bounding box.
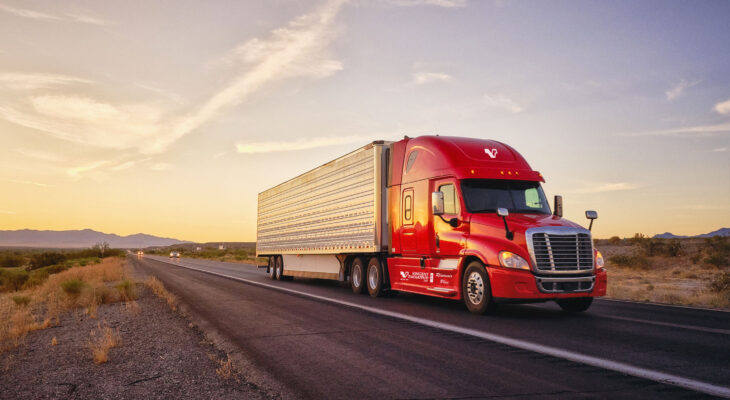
[484,148,498,158]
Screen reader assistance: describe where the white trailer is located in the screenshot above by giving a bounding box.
[256,141,390,280]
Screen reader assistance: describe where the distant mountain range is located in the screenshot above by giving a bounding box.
[654,228,730,239]
[0,229,189,249]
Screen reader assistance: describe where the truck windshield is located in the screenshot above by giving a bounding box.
[461,179,551,214]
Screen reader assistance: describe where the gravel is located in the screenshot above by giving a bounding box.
[0,284,272,400]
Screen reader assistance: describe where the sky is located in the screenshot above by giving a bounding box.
[0,0,728,242]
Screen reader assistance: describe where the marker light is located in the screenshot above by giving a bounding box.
[595,249,605,270]
[498,251,530,270]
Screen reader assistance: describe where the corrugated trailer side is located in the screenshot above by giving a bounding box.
[256,141,389,278]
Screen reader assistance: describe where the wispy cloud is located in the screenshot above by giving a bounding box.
[622,122,730,137]
[412,71,452,85]
[4,179,55,188]
[665,79,698,100]
[236,135,365,154]
[483,93,524,113]
[0,1,346,157]
[158,0,347,154]
[149,163,172,171]
[0,3,108,25]
[14,148,63,162]
[0,73,93,90]
[714,99,730,115]
[712,147,727,152]
[66,160,111,178]
[389,0,467,7]
[0,209,16,215]
[574,182,638,194]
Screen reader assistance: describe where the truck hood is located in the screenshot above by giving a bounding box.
[469,213,586,233]
[466,213,589,259]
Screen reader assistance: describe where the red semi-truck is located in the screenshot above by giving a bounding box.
[257,135,606,314]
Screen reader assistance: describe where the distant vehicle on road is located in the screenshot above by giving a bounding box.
[257,135,606,314]
[137,250,144,257]
[169,251,180,258]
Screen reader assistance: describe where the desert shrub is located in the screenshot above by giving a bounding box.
[664,239,683,257]
[12,295,31,306]
[607,236,621,245]
[61,279,85,295]
[0,253,25,268]
[28,252,67,271]
[703,236,729,267]
[709,272,730,293]
[115,280,137,301]
[630,233,647,245]
[638,238,665,257]
[608,254,650,269]
[1,270,30,291]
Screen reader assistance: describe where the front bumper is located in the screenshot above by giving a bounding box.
[489,266,607,301]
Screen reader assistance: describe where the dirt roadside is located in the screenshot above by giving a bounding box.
[0,262,277,400]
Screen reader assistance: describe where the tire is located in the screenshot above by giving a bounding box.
[275,256,284,280]
[366,257,384,297]
[351,257,366,294]
[269,256,280,280]
[462,261,497,315]
[556,297,593,313]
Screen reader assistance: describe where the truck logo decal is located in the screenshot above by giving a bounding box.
[484,148,498,158]
[400,271,408,279]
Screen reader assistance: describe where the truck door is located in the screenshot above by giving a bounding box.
[431,179,465,289]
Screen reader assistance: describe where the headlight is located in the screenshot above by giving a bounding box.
[595,249,605,270]
[498,251,530,270]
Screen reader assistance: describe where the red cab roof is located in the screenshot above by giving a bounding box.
[395,135,544,185]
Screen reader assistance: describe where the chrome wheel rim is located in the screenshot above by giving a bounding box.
[466,272,484,305]
[353,265,362,287]
[368,265,378,289]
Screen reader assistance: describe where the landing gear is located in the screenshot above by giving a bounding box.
[268,256,280,280]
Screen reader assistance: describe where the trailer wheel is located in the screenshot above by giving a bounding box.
[275,256,284,280]
[269,256,280,280]
[556,297,593,313]
[462,261,497,314]
[351,257,366,294]
[366,257,384,297]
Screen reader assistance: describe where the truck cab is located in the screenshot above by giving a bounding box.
[386,136,607,313]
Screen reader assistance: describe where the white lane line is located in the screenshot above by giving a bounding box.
[145,256,730,399]
[598,298,730,313]
[605,315,730,335]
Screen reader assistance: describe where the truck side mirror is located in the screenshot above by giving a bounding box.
[432,191,445,216]
[585,210,598,231]
[553,195,563,218]
[496,208,514,240]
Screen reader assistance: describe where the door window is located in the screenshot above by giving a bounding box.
[438,183,459,215]
[403,191,413,225]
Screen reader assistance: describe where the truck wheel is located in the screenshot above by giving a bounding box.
[269,256,280,280]
[366,257,384,297]
[556,297,593,312]
[275,256,284,280]
[462,261,497,315]
[351,257,366,294]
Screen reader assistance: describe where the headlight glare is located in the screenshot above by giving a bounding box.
[595,249,605,269]
[498,251,530,270]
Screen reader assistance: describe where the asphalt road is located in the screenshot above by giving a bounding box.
[130,255,730,399]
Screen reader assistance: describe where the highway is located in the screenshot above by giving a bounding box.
[130,255,730,399]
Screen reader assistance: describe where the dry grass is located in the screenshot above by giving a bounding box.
[216,355,235,379]
[89,322,120,364]
[144,277,177,311]
[51,336,57,346]
[0,258,134,353]
[601,242,730,309]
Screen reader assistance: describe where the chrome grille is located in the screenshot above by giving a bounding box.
[529,230,593,273]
